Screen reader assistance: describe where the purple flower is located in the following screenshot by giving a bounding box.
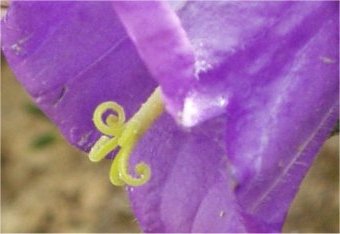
[1,1,338,232]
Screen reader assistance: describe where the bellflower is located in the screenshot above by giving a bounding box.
[1,1,339,233]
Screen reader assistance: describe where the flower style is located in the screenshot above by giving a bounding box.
[89,87,163,186]
[1,1,338,232]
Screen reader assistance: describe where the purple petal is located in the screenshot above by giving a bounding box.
[1,1,157,151]
[230,5,339,224]
[112,1,196,121]
[128,1,338,232]
[128,113,281,232]
[170,2,338,128]
[128,114,246,232]
[170,1,295,126]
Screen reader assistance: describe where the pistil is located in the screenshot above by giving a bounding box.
[89,87,164,186]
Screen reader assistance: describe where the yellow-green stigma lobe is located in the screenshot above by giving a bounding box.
[89,87,164,186]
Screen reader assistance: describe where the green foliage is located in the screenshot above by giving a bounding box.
[31,132,56,149]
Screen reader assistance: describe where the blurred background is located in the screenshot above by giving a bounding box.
[1,55,339,232]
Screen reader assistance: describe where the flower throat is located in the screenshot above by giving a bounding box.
[89,87,164,186]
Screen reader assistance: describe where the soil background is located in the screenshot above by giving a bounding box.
[1,58,339,233]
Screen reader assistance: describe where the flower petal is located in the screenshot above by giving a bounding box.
[173,2,338,128]
[127,114,247,232]
[228,4,339,225]
[127,1,339,232]
[112,1,196,122]
[1,1,157,151]
[128,113,283,232]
